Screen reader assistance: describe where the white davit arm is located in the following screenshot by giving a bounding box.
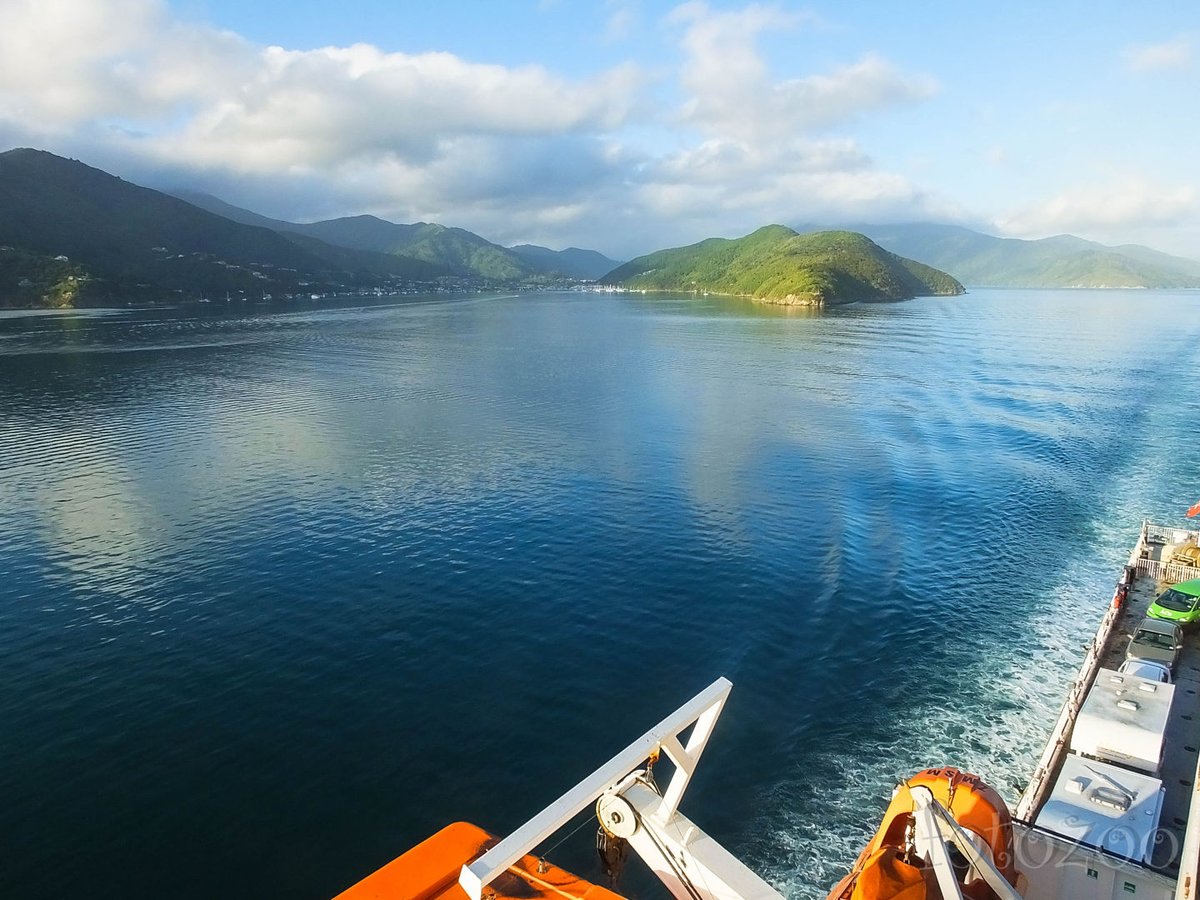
[910,786,1025,900]
[599,774,783,900]
[460,677,780,900]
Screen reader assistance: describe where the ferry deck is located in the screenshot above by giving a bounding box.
[1014,522,1200,900]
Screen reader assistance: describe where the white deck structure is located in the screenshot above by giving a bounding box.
[1070,667,1175,775]
[1033,754,1164,863]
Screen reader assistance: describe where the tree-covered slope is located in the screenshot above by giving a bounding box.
[176,191,540,281]
[0,149,319,274]
[0,246,94,308]
[601,226,963,305]
[0,149,446,306]
[383,223,534,280]
[836,222,1200,288]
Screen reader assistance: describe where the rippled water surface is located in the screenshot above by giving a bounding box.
[3,289,1200,899]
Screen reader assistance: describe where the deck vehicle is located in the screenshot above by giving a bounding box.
[1127,615,1184,671]
[1118,657,1172,683]
[1149,578,1200,626]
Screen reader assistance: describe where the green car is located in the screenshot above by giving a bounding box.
[1148,578,1200,626]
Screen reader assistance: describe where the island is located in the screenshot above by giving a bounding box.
[599,226,964,306]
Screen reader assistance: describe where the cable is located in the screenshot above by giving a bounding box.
[627,790,705,900]
[539,807,601,860]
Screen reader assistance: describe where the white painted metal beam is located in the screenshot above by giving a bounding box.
[619,779,784,900]
[911,787,965,900]
[913,787,1025,900]
[459,677,733,900]
[656,695,725,825]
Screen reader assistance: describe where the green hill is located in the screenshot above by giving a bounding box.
[826,222,1200,288]
[0,149,446,307]
[379,222,533,280]
[600,226,963,305]
[175,191,543,282]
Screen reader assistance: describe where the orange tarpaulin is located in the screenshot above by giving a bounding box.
[849,847,926,900]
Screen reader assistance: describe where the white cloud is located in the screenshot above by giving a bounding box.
[0,1,643,156]
[152,46,644,172]
[0,0,254,126]
[668,2,936,141]
[997,180,1198,239]
[572,1,947,252]
[604,1,639,42]
[1122,36,1193,73]
[0,0,955,258]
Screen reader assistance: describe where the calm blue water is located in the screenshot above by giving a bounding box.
[2,289,1199,899]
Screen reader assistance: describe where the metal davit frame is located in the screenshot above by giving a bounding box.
[458,677,783,900]
[459,678,1024,900]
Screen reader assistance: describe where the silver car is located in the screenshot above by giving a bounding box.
[1117,657,1172,683]
[1126,616,1184,672]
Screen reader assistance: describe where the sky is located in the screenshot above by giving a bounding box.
[0,0,1197,259]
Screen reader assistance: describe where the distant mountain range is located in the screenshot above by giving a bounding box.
[805,222,1200,289]
[601,226,963,305]
[0,148,622,308]
[4,146,1197,309]
[508,244,620,281]
[174,191,621,282]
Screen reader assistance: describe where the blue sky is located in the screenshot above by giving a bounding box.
[1,0,1196,258]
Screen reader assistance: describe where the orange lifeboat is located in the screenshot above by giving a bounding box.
[827,768,1017,900]
[333,821,626,900]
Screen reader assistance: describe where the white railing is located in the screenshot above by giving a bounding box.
[1144,522,1200,546]
[1141,521,1200,584]
[1135,557,1200,585]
